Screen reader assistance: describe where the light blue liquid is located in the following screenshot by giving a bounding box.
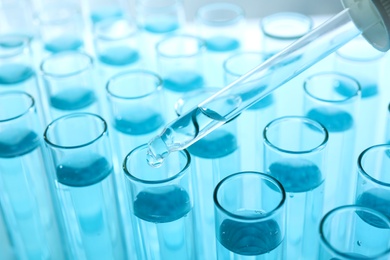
[163,70,204,93]
[144,18,179,34]
[0,130,64,259]
[0,64,34,85]
[56,154,125,259]
[268,158,324,259]
[356,188,390,228]
[50,88,96,110]
[90,8,124,24]
[306,107,353,132]
[98,46,140,66]
[44,35,83,53]
[206,36,240,52]
[133,185,195,259]
[187,129,237,159]
[217,212,283,257]
[114,112,164,136]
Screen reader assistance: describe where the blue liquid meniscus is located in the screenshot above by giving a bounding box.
[114,111,164,135]
[163,70,204,93]
[205,36,240,52]
[98,46,140,66]
[50,88,96,110]
[0,64,34,85]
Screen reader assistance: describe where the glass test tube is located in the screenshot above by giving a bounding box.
[105,70,166,259]
[195,2,245,87]
[175,88,241,259]
[0,0,36,39]
[263,116,328,259]
[0,34,46,114]
[335,36,386,152]
[260,12,313,58]
[44,112,127,259]
[40,51,101,120]
[319,205,390,259]
[223,51,276,172]
[36,2,85,53]
[155,34,206,119]
[123,144,196,259]
[0,91,66,259]
[147,0,387,164]
[355,144,390,220]
[303,72,360,212]
[214,171,286,259]
[93,16,141,77]
[135,0,185,70]
[260,12,314,116]
[85,0,127,25]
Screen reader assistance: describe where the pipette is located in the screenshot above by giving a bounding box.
[147,0,390,167]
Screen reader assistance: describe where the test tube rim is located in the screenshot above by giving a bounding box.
[263,115,329,155]
[93,16,139,41]
[303,71,361,103]
[195,2,245,27]
[222,51,267,78]
[0,90,35,122]
[319,204,390,258]
[357,143,390,188]
[155,33,206,59]
[123,144,191,185]
[43,112,108,149]
[0,34,31,58]
[213,171,286,221]
[260,11,314,40]
[106,69,163,100]
[40,51,94,78]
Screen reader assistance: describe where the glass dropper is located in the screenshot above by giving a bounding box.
[147,0,390,167]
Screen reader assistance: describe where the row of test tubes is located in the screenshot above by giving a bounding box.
[1,0,390,259]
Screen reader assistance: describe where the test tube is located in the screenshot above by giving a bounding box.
[0,34,48,121]
[36,2,85,53]
[146,0,390,164]
[263,116,328,259]
[105,70,166,258]
[260,12,313,58]
[0,0,36,39]
[155,34,206,119]
[135,0,185,70]
[195,2,245,87]
[123,144,196,259]
[214,171,286,259]
[335,35,386,152]
[319,205,390,259]
[93,16,141,77]
[303,72,360,212]
[0,91,66,259]
[43,112,127,259]
[40,51,101,120]
[84,0,127,25]
[355,144,390,220]
[135,0,185,34]
[175,88,241,259]
[0,207,15,260]
[223,51,276,172]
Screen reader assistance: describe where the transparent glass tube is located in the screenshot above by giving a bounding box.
[147,4,383,165]
[123,144,195,259]
[263,116,328,259]
[43,113,127,259]
[0,91,66,259]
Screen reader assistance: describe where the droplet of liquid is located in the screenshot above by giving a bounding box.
[146,150,163,168]
[357,240,362,246]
